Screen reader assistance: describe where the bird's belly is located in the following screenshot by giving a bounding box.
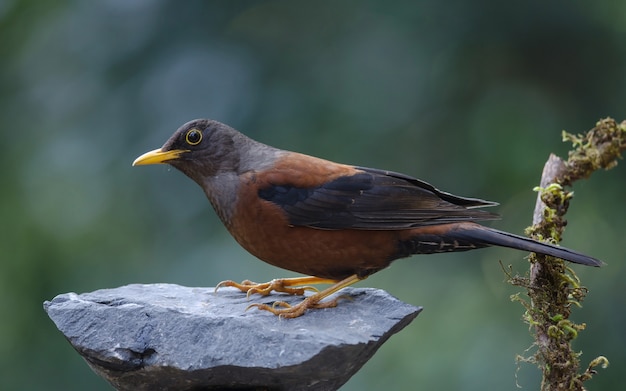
[228,209,400,280]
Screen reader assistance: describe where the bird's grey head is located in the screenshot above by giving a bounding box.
[133,118,283,198]
[156,119,245,182]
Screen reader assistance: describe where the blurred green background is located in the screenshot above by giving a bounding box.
[1,1,624,390]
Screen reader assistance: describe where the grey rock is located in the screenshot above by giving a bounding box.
[44,283,421,391]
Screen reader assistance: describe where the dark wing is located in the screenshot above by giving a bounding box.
[258,166,500,230]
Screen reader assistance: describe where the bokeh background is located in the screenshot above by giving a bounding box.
[1,1,625,390]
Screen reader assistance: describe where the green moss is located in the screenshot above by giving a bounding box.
[508,118,625,390]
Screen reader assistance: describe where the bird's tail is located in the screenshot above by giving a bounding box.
[451,224,603,267]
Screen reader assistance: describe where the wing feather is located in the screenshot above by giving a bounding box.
[258,166,499,230]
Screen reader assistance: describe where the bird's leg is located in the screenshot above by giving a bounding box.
[248,274,364,318]
[215,276,339,298]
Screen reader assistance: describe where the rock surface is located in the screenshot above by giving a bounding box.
[44,283,421,391]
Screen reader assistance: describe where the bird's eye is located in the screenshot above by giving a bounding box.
[185,129,202,145]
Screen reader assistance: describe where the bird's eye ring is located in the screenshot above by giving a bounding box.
[185,129,202,145]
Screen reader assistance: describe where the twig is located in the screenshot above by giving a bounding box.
[511,118,624,390]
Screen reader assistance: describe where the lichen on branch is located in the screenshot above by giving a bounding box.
[510,118,624,391]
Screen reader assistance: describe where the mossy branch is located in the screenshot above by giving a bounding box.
[510,117,625,390]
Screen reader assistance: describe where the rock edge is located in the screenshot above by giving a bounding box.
[44,283,421,391]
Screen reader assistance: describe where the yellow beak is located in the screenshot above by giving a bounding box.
[132,148,189,166]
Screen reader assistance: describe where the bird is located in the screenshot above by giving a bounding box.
[133,119,602,318]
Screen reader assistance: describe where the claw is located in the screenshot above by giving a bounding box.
[214,279,257,293]
[215,277,333,297]
[216,274,363,318]
[247,296,343,318]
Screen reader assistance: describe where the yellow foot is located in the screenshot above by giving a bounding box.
[245,274,365,318]
[215,276,338,298]
[247,295,344,318]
